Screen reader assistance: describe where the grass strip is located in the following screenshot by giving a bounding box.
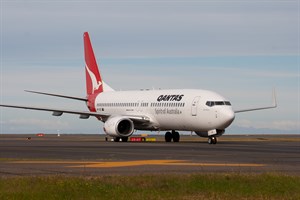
[0,173,299,200]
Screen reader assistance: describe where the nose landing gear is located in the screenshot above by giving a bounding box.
[208,136,217,144]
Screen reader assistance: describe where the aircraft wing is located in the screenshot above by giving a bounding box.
[234,89,277,113]
[234,105,277,113]
[0,104,150,123]
[24,90,88,101]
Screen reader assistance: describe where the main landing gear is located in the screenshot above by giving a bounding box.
[165,130,180,142]
[208,136,217,144]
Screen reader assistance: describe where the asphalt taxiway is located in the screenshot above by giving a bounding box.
[0,134,299,176]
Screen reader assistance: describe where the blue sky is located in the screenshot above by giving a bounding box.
[0,1,299,134]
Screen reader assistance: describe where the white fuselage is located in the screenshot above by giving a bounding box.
[93,89,235,132]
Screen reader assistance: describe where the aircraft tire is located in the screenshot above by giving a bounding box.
[165,132,172,142]
[114,137,120,142]
[173,132,180,142]
[208,136,217,144]
[208,137,212,144]
[212,136,217,144]
[121,137,128,142]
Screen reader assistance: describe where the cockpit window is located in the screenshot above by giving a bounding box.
[215,101,225,106]
[206,101,214,107]
[225,101,231,106]
[206,101,231,107]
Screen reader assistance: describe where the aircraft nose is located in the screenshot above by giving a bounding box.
[220,109,235,128]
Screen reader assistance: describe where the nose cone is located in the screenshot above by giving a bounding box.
[219,108,235,129]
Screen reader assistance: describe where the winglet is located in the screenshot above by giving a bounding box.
[272,88,277,108]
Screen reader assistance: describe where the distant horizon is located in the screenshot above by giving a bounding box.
[1,132,299,135]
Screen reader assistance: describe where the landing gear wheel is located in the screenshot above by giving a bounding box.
[165,132,172,142]
[121,137,128,142]
[208,137,212,144]
[172,131,180,142]
[208,136,217,144]
[114,137,120,142]
[212,136,217,144]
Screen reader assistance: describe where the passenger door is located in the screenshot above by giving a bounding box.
[191,96,201,116]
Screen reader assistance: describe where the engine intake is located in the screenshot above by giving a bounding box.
[103,116,134,137]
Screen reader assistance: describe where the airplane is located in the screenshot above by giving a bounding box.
[0,32,277,144]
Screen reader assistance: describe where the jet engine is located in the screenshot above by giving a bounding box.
[103,116,134,137]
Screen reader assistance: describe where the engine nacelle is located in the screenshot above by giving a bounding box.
[103,116,134,137]
[195,129,225,138]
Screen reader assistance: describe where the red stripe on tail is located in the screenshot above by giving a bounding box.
[84,32,103,96]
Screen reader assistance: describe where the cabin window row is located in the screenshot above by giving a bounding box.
[97,103,139,107]
[150,102,185,107]
[96,102,185,108]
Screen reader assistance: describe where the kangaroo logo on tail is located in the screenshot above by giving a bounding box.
[85,65,102,94]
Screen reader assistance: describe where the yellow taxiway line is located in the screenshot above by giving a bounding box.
[9,160,265,168]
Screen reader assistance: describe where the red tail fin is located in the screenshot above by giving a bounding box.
[84,32,103,95]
